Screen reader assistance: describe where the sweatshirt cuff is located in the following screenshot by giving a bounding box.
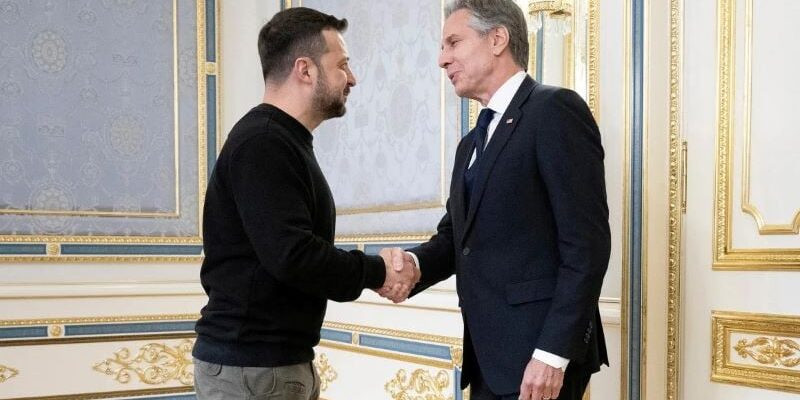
[362,254,386,289]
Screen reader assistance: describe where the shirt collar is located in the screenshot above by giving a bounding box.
[486,71,527,115]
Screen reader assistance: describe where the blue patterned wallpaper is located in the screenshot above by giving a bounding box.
[0,0,202,238]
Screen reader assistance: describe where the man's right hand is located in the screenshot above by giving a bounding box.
[376,247,420,303]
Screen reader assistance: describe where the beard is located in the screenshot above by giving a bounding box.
[312,70,347,120]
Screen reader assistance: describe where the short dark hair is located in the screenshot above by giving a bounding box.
[257,7,348,83]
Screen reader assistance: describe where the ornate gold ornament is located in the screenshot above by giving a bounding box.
[93,339,194,385]
[734,337,800,368]
[313,353,338,392]
[0,364,19,383]
[449,346,463,368]
[385,368,453,400]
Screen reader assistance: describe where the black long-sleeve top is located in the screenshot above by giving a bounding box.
[193,103,385,367]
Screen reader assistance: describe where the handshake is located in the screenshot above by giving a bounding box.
[375,247,420,303]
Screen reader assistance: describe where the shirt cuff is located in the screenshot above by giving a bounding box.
[532,349,570,371]
[405,251,421,271]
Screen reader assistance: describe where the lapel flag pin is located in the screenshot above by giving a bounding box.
[506,118,513,124]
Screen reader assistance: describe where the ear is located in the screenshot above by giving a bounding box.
[292,57,316,85]
[490,26,511,56]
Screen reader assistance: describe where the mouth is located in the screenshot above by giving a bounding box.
[448,72,459,83]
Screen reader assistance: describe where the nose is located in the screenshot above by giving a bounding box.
[438,47,450,69]
[346,67,357,88]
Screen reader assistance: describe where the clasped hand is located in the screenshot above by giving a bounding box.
[375,247,420,303]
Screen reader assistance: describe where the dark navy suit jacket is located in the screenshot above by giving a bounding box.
[409,76,611,395]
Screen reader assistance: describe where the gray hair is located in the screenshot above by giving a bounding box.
[444,0,529,71]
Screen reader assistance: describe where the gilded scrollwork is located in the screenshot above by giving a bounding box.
[93,339,194,386]
[734,337,800,368]
[313,353,338,392]
[385,368,453,400]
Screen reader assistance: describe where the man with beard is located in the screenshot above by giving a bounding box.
[192,8,419,400]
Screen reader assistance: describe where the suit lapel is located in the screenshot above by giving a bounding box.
[461,77,538,244]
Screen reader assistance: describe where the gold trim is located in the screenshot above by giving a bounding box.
[740,0,800,235]
[3,387,193,400]
[529,31,538,75]
[93,339,194,386]
[196,0,208,241]
[319,340,453,370]
[337,202,444,216]
[712,311,800,394]
[587,0,600,118]
[335,233,433,243]
[530,0,574,16]
[468,99,479,131]
[0,333,195,348]
[667,0,683,398]
[0,314,201,327]
[563,32,573,89]
[353,300,460,314]
[0,364,19,384]
[713,0,800,269]
[323,321,462,347]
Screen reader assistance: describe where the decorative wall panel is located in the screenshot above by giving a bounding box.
[714,0,800,269]
[0,0,219,261]
[712,311,800,394]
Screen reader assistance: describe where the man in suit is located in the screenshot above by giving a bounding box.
[379,1,610,399]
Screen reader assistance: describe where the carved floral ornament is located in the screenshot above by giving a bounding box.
[385,368,453,400]
[93,339,194,385]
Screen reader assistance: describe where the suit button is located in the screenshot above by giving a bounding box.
[462,248,471,256]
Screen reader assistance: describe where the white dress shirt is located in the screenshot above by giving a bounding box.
[407,71,570,371]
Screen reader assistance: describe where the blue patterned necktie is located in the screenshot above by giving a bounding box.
[464,108,494,213]
[472,108,494,164]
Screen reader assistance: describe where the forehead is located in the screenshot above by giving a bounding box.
[321,29,347,55]
[443,9,475,36]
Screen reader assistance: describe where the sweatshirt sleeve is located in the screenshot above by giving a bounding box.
[227,134,385,302]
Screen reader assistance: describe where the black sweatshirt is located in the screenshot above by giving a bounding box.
[193,103,386,367]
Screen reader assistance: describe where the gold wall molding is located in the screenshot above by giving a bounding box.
[385,368,453,400]
[0,314,200,327]
[319,340,453,370]
[313,353,338,392]
[323,321,462,347]
[713,0,800,269]
[334,233,434,244]
[93,339,194,386]
[712,311,800,394]
[666,0,683,398]
[740,0,800,236]
[0,364,19,383]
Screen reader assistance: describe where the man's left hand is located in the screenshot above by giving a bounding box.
[518,358,564,400]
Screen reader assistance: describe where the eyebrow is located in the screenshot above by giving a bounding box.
[443,34,459,43]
